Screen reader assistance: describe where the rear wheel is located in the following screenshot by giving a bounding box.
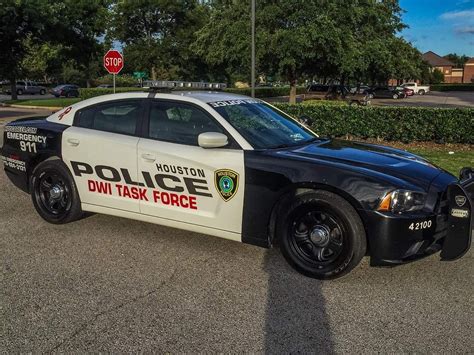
[277,190,366,279]
[40,89,46,95]
[30,160,83,224]
[17,89,23,95]
[392,93,398,99]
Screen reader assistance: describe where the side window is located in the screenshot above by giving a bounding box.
[148,101,223,146]
[75,100,142,135]
[17,81,25,86]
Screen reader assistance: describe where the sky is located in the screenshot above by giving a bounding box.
[399,0,474,56]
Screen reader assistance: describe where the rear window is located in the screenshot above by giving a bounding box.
[75,100,143,135]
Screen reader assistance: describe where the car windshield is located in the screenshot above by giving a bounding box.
[209,99,318,149]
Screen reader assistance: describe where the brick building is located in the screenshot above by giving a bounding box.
[422,51,464,83]
[463,58,474,83]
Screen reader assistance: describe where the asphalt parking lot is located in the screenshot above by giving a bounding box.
[1,165,473,351]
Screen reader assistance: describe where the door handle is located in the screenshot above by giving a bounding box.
[141,153,156,162]
[67,138,80,146]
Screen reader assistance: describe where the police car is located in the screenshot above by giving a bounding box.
[1,87,472,279]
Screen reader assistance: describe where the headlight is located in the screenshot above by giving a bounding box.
[377,190,427,214]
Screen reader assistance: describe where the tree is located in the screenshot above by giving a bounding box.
[0,1,46,99]
[444,53,470,68]
[0,1,109,98]
[430,68,444,84]
[110,0,210,81]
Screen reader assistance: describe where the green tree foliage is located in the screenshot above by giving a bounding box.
[110,0,210,81]
[0,0,109,97]
[194,0,424,103]
[430,68,445,84]
[444,53,470,68]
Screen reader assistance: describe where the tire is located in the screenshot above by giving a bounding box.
[40,89,46,95]
[418,89,425,95]
[17,89,23,95]
[277,190,366,279]
[66,92,73,98]
[30,159,83,224]
[392,93,398,99]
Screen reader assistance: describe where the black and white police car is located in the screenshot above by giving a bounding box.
[1,89,472,279]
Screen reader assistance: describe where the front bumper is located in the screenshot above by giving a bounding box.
[366,173,473,266]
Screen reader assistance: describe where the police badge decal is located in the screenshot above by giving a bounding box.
[215,169,239,202]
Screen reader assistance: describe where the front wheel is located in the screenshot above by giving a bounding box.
[40,89,46,95]
[392,93,399,99]
[17,89,23,95]
[30,159,83,224]
[277,191,366,279]
[418,89,425,95]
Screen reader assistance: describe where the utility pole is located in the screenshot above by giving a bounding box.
[251,0,255,98]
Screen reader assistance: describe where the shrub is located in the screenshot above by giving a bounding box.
[224,86,307,98]
[79,87,144,100]
[430,83,474,91]
[274,104,474,144]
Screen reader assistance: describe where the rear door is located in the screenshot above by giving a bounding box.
[137,99,245,237]
[62,99,145,212]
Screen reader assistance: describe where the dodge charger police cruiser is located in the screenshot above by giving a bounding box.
[1,88,472,279]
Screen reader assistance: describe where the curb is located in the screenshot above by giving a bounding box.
[1,103,62,111]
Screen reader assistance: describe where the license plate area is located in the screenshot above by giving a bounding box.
[440,183,472,260]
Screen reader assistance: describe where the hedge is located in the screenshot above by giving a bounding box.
[430,83,474,92]
[79,86,308,100]
[274,104,474,144]
[79,87,144,99]
[224,86,307,98]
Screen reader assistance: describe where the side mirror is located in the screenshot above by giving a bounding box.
[299,115,313,126]
[198,132,229,148]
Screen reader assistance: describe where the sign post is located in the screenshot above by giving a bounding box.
[103,50,124,93]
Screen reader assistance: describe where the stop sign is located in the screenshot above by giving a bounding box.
[103,50,124,74]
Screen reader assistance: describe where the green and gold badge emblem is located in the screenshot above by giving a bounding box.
[215,169,239,202]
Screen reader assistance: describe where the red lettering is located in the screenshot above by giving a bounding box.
[139,188,148,201]
[88,180,96,192]
[161,192,170,205]
[179,195,189,208]
[170,193,179,206]
[96,181,111,194]
[189,196,197,210]
[153,190,160,202]
[122,185,131,198]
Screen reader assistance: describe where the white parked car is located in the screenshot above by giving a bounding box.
[400,82,430,95]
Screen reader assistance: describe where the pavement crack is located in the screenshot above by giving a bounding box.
[47,268,178,352]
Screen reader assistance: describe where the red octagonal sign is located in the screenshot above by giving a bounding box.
[103,50,124,74]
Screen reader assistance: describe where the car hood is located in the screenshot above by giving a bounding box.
[276,139,448,189]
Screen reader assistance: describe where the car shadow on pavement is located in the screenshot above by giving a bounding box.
[263,247,334,353]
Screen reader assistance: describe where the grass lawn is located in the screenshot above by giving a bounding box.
[4,98,81,107]
[408,148,473,177]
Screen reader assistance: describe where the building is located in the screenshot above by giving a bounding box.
[421,51,464,83]
[463,58,474,83]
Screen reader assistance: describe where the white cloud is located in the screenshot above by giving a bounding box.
[440,9,474,20]
[456,26,474,34]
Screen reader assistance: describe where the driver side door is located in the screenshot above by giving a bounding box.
[137,99,245,239]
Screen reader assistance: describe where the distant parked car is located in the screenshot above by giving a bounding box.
[4,81,47,95]
[401,87,414,97]
[51,84,80,98]
[369,87,405,99]
[400,82,430,95]
[97,84,113,88]
[350,85,374,99]
[306,84,370,105]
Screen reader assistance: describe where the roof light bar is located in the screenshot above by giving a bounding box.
[143,80,227,90]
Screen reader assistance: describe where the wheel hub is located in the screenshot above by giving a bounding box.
[310,225,330,246]
[50,185,64,200]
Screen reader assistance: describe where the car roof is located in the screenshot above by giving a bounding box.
[174,91,251,103]
[47,91,260,126]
